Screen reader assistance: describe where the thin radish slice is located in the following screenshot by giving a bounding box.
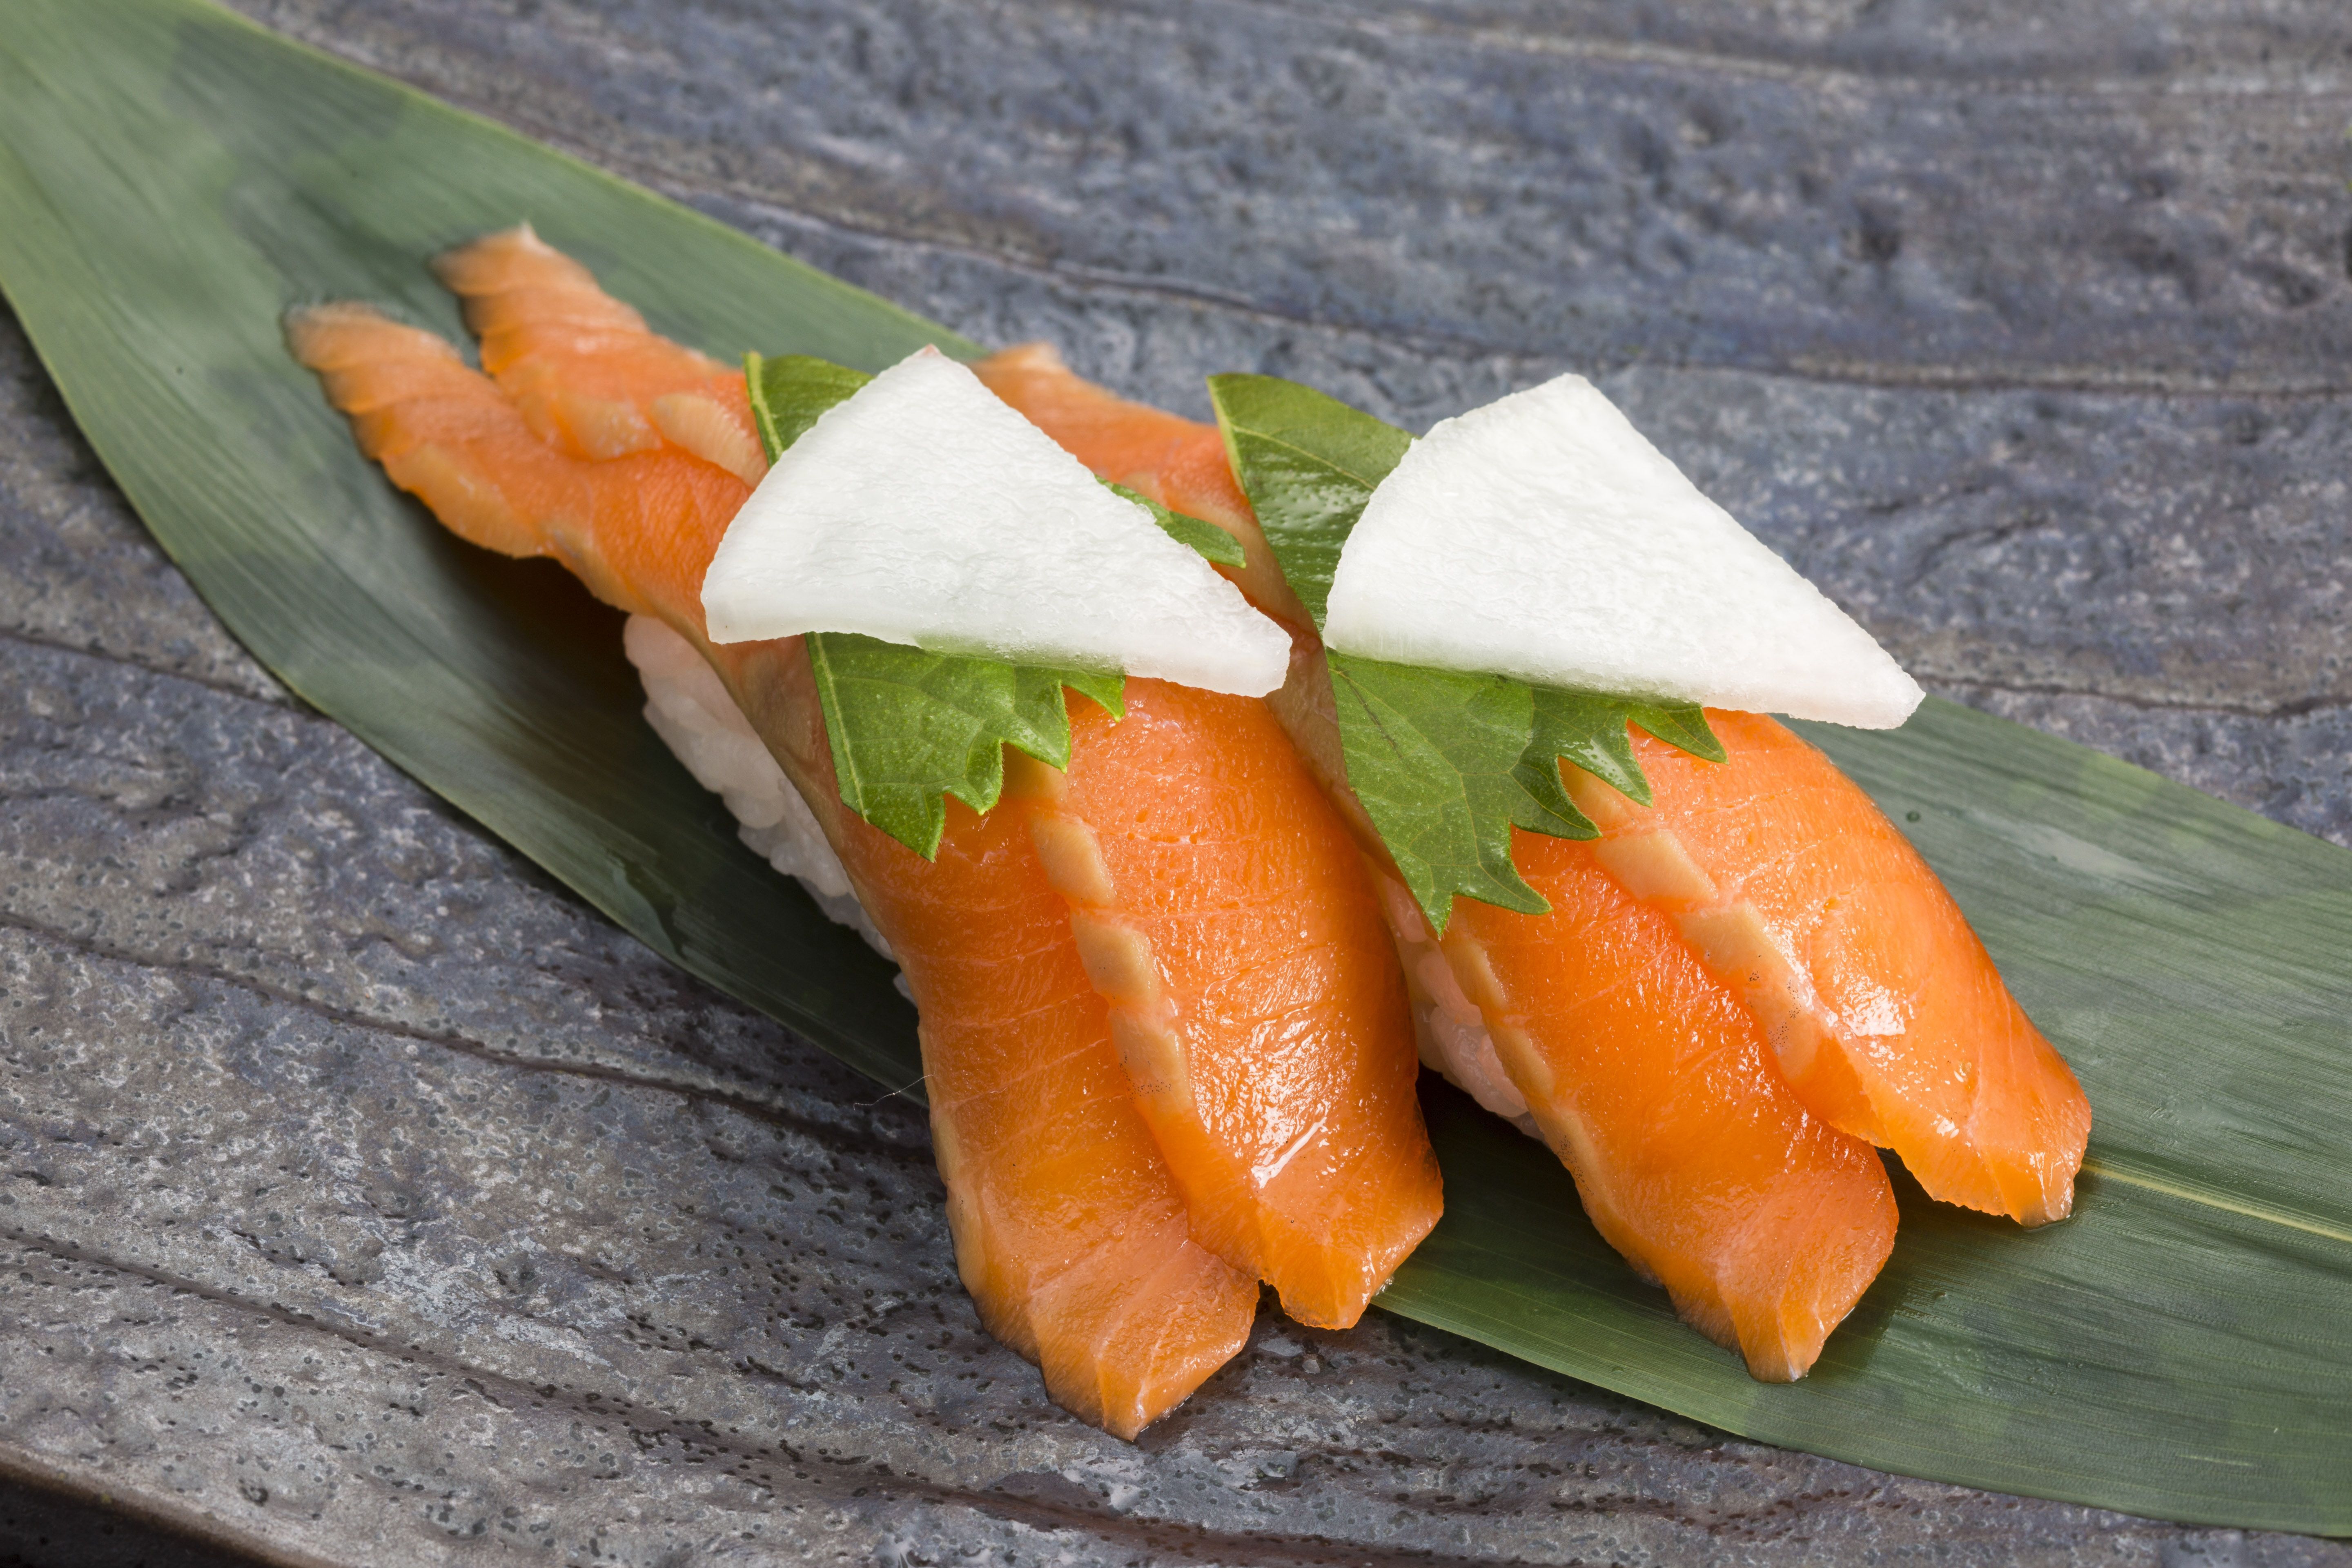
[703,348,1290,698]
[1322,373,1921,728]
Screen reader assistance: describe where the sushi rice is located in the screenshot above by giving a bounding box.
[622,613,901,974]
[1373,874,1541,1136]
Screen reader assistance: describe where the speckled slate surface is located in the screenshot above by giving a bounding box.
[1,1,2348,1563]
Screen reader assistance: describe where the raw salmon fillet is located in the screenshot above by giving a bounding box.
[978,344,2084,1373]
[429,228,1439,1330]
[735,643,1266,1436]
[1559,714,2090,1225]
[1442,833,1899,1377]
[290,228,1442,1426]
[975,343,2090,1221]
[288,296,1256,1435]
[1014,681,1440,1330]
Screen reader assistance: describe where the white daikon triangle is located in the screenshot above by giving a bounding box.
[1320,373,1923,728]
[701,347,1290,697]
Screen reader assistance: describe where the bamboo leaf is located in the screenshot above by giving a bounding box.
[2,0,2348,1535]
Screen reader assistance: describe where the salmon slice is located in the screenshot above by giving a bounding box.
[1559,714,2090,1224]
[1440,831,1899,1377]
[287,302,737,613]
[978,347,1971,1375]
[1285,782,1897,1378]
[289,300,1258,1436]
[292,233,1447,1424]
[432,225,768,483]
[975,345,2092,1214]
[730,641,1262,1436]
[428,232,1443,1329]
[1011,680,1441,1329]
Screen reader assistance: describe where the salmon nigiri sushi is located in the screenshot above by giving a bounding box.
[289,229,1442,1435]
[977,345,2091,1379]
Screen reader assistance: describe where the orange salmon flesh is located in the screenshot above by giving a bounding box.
[978,343,2092,1379]
[290,227,1441,1436]
[291,222,2089,1404]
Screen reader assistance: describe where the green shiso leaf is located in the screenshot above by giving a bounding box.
[744,350,871,454]
[1331,653,1726,931]
[1106,481,1247,568]
[1207,374,1721,930]
[1526,687,1724,811]
[12,0,2352,1533]
[806,633,1120,858]
[742,352,1125,859]
[1208,372,1410,627]
[1327,654,1552,921]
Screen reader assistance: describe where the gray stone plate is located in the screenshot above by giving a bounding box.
[2,0,2349,1561]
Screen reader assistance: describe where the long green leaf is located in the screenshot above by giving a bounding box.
[2,0,2348,1535]
[0,0,963,1091]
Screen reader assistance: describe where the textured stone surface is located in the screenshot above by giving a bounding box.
[0,1470,252,1568]
[2,0,2350,1562]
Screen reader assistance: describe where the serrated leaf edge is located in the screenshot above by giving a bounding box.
[743,352,1126,859]
[1211,374,1724,929]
